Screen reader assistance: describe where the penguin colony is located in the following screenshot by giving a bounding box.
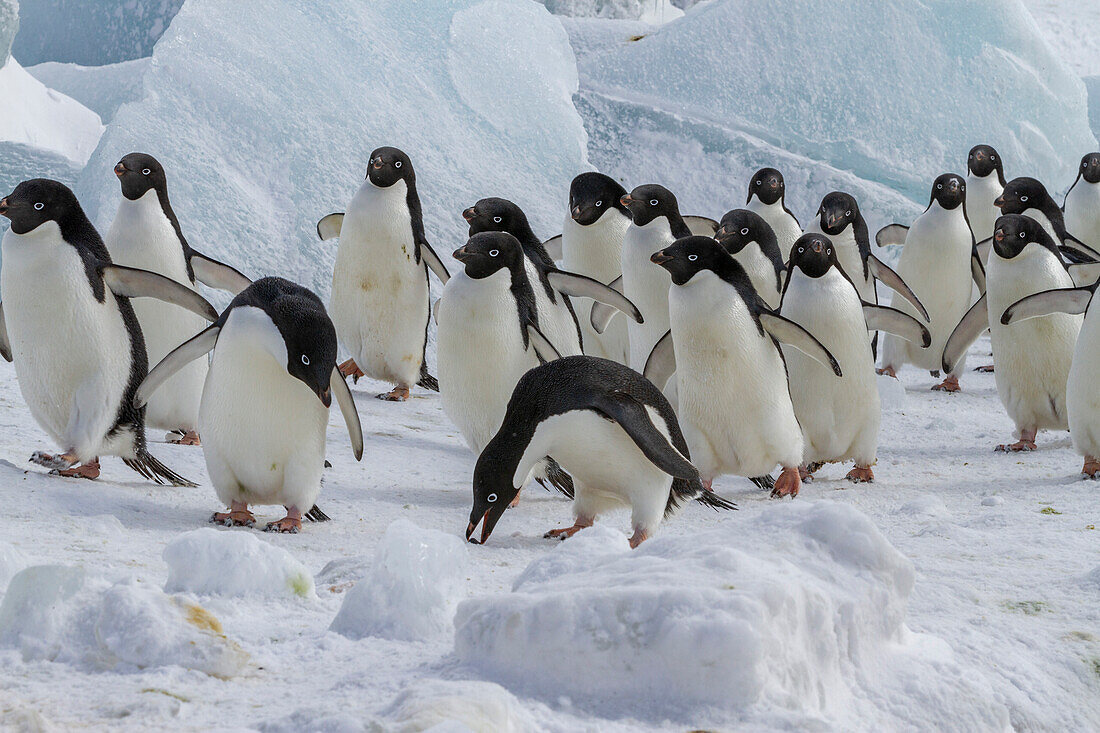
[3,143,1100,544]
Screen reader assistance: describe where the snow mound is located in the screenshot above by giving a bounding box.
[579,0,1095,208]
[455,501,1009,728]
[383,679,538,733]
[27,58,150,123]
[0,541,29,595]
[0,566,248,677]
[163,528,315,599]
[0,58,102,166]
[12,0,183,66]
[540,0,682,23]
[330,520,468,641]
[76,0,588,298]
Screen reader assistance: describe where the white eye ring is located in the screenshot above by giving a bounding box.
[649,199,658,206]
[394,161,402,168]
[489,249,499,257]
[1019,232,1025,238]
[937,184,942,189]
[755,180,761,185]
[990,155,996,161]
[301,354,310,365]
[33,202,44,211]
[596,200,602,206]
[845,210,851,216]
[740,227,749,235]
[688,254,698,261]
[142,168,151,176]
[487,492,498,503]
[798,247,804,253]
[493,216,502,223]
[826,249,832,255]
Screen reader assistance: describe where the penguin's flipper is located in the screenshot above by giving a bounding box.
[643,329,676,390]
[526,323,561,364]
[546,270,643,323]
[1069,262,1100,288]
[866,254,929,322]
[331,367,364,461]
[862,303,931,347]
[189,251,252,295]
[543,235,563,261]
[136,325,221,407]
[975,236,992,264]
[317,212,344,241]
[684,215,719,236]
[100,265,218,321]
[0,302,11,363]
[875,223,908,247]
[1060,233,1100,264]
[942,294,987,374]
[1000,287,1093,325]
[759,313,843,377]
[591,392,697,479]
[418,241,451,284]
[971,247,987,294]
[590,275,624,334]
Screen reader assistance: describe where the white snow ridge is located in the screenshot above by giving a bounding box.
[163,527,315,599]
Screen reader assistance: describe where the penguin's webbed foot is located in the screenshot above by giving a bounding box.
[798,462,823,482]
[995,439,1037,453]
[770,467,801,499]
[846,465,874,483]
[931,375,960,392]
[167,430,201,446]
[264,506,303,534]
[628,528,650,548]
[52,459,101,480]
[509,491,521,509]
[875,366,897,379]
[1082,458,1100,479]
[211,502,255,528]
[974,364,995,373]
[376,386,410,402]
[30,450,78,470]
[544,517,593,541]
[338,358,364,383]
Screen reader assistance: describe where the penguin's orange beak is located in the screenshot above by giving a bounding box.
[319,388,332,408]
[462,207,476,222]
[994,229,1005,243]
[994,196,1005,208]
[811,240,824,254]
[453,245,473,263]
[651,250,673,265]
[571,205,582,219]
[0,198,8,217]
[620,195,634,207]
[114,162,126,177]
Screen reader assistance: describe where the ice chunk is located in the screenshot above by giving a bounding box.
[0,58,102,166]
[75,0,588,299]
[330,520,468,641]
[27,58,150,122]
[0,541,29,595]
[382,679,538,733]
[163,528,315,599]
[455,501,1009,728]
[12,0,183,66]
[539,0,682,23]
[0,0,15,64]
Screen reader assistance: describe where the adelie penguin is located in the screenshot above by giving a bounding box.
[781,233,930,483]
[0,179,218,484]
[745,167,802,258]
[877,174,984,391]
[644,236,844,498]
[436,231,641,501]
[136,277,364,533]
[465,356,735,549]
[964,144,1005,257]
[107,152,252,446]
[714,208,785,308]
[318,146,450,402]
[943,215,1082,452]
[991,177,1100,265]
[1063,153,1100,256]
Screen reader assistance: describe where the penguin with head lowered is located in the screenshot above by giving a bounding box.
[136,277,364,532]
[318,146,450,402]
[877,174,984,391]
[745,167,802,258]
[992,177,1100,265]
[645,236,844,498]
[714,208,785,308]
[1063,153,1100,255]
[107,152,252,445]
[0,179,218,484]
[781,233,929,482]
[944,214,1082,452]
[465,355,735,549]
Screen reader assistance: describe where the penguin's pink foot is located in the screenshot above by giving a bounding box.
[338,358,364,383]
[53,458,101,480]
[798,465,815,482]
[265,506,303,534]
[876,366,897,379]
[974,364,995,373]
[168,430,201,446]
[931,375,960,392]
[771,467,801,499]
[996,429,1037,453]
[544,517,593,541]
[846,465,874,483]
[211,500,255,527]
[30,450,79,470]
[628,528,650,548]
[1082,458,1100,479]
[377,386,410,402]
[701,477,713,491]
[509,492,521,508]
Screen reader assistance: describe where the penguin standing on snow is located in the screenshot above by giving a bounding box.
[745,167,802,258]
[964,144,1005,256]
[465,355,735,549]
[992,177,1100,264]
[136,277,364,532]
[107,153,252,445]
[0,179,217,484]
[644,236,844,498]
[1063,153,1100,254]
[714,208,785,308]
[318,146,450,402]
[781,234,929,483]
[943,215,1082,452]
[877,174,984,391]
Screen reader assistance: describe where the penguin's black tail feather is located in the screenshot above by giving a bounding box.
[535,456,575,499]
[417,362,440,392]
[695,489,737,512]
[665,477,737,518]
[750,474,775,491]
[306,505,331,522]
[124,452,198,488]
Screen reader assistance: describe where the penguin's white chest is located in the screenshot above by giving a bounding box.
[562,212,630,363]
[437,269,537,453]
[199,306,329,509]
[330,180,428,387]
[1064,181,1100,250]
[808,223,873,302]
[731,242,781,308]
[748,198,801,257]
[622,219,675,369]
[966,173,1002,243]
[1067,299,1100,458]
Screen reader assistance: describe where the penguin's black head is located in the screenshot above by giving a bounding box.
[929,173,966,211]
[453,231,523,279]
[817,192,860,235]
[967,144,1003,180]
[715,209,771,255]
[0,178,83,235]
[992,214,1050,260]
[747,167,785,206]
[787,233,837,278]
[651,235,728,285]
[462,197,530,239]
[366,146,414,189]
[273,298,338,407]
[620,184,680,227]
[114,152,167,200]
[994,177,1049,215]
[466,451,520,545]
[568,172,628,226]
[1079,153,1100,184]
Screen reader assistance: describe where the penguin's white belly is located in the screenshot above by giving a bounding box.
[671,272,803,479]
[809,224,874,303]
[622,223,673,370]
[562,214,629,363]
[199,308,328,509]
[2,227,133,458]
[987,250,1080,432]
[966,174,1002,245]
[1065,183,1100,251]
[748,199,801,258]
[781,269,879,465]
[526,257,581,357]
[1068,304,1100,459]
[437,269,538,453]
[330,187,428,388]
[732,243,781,308]
[1020,208,1060,248]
